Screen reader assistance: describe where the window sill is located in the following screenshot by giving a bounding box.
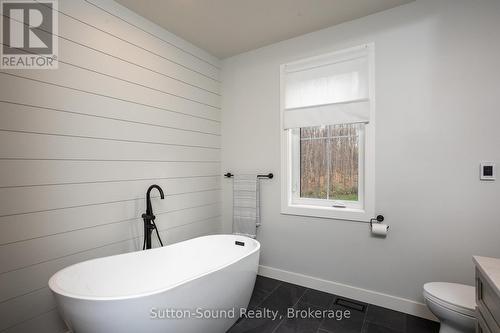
[281,203,372,222]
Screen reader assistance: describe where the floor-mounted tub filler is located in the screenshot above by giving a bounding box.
[49,235,260,333]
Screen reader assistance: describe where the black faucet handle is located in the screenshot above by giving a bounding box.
[141,213,156,221]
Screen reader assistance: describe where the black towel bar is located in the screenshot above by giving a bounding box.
[224,172,273,179]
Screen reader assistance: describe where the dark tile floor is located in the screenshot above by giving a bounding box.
[227,276,439,333]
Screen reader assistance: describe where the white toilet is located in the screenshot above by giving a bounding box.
[423,282,476,333]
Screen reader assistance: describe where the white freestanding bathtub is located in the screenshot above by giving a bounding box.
[49,235,260,333]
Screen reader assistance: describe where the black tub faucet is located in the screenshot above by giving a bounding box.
[142,185,165,250]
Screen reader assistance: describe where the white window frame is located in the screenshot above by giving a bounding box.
[280,44,375,222]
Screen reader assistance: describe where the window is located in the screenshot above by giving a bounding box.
[281,44,375,221]
[293,123,362,207]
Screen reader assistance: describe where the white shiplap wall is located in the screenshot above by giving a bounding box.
[0,1,221,331]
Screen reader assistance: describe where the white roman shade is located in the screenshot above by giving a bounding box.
[282,44,372,129]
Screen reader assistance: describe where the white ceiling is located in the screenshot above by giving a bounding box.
[115,0,414,59]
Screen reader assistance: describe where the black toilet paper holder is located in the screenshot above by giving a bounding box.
[369,215,385,228]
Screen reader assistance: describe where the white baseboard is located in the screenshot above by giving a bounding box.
[258,265,437,322]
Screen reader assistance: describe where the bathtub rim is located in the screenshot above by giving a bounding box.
[48,234,260,301]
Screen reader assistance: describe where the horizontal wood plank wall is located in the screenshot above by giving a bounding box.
[0,0,221,331]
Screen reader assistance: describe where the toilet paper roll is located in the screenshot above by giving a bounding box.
[371,223,389,237]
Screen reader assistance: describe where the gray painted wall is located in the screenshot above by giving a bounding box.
[0,1,221,331]
[221,0,500,311]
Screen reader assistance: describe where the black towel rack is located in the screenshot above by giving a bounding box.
[224,172,273,179]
